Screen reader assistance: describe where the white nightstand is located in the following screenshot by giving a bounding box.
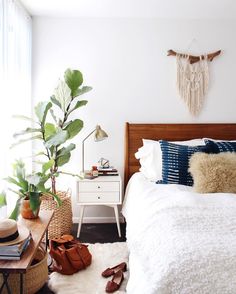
[76,175,122,238]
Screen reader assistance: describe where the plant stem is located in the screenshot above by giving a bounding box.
[58,170,82,179]
[41,125,51,160]
[60,98,74,127]
[51,175,56,194]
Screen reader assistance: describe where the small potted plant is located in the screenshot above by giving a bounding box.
[4,160,61,219]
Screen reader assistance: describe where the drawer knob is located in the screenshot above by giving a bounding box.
[98,196,101,199]
[97,186,101,189]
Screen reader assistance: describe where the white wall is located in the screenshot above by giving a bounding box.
[32,17,236,222]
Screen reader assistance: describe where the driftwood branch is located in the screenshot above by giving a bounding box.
[167,49,221,64]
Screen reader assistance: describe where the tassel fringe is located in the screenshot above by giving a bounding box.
[176,54,209,116]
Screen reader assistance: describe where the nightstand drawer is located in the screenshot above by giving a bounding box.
[79,181,119,192]
[79,192,120,203]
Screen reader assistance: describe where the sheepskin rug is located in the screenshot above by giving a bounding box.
[189,152,236,193]
[48,242,128,294]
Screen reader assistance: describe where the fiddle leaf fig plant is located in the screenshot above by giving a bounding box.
[12,68,92,194]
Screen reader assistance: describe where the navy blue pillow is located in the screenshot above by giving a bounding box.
[204,139,236,153]
[157,141,208,186]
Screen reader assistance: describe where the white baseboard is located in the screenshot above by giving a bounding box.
[73,216,125,224]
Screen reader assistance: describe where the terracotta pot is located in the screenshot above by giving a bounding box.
[21,196,41,219]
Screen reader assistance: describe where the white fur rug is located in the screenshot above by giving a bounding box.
[48,242,129,294]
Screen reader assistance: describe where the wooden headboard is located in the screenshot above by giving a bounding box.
[124,122,236,187]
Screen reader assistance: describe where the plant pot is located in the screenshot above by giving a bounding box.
[41,190,72,239]
[21,195,41,219]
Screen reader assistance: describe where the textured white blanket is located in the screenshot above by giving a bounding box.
[122,173,236,294]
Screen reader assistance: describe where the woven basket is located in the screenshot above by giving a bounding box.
[41,190,73,239]
[0,246,48,294]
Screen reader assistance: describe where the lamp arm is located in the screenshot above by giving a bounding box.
[82,128,96,173]
[82,128,96,143]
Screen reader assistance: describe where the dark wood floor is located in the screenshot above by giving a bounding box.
[37,222,126,294]
[73,222,126,243]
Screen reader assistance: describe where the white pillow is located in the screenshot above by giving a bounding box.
[135,140,162,181]
[135,138,205,181]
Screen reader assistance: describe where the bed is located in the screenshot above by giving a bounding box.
[122,123,236,294]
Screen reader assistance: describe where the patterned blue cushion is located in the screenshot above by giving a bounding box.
[204,139,236,153]
[157,141,208,186]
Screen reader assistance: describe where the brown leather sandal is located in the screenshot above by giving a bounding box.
[105,270,124,293]
[102,262,127,278]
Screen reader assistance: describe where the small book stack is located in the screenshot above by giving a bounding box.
[0,233,32,260]
[98,167,119,176]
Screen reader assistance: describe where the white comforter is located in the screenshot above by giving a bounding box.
[122,173,236,294]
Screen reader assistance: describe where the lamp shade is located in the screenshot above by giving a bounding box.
[94,125,108,142]
[82,125,108,173]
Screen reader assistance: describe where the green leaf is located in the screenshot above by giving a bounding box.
[0,191,7,208]
[13,128,41,138]
[64,69,83,97]
[13,160,27,185]
[34,101,52,126]
[53,81,72,112]
[19,179,28,192]
[50,95,62,109]
[65,119,83,139]
[8,188,24,197]
[45,129,68,148]
[57,143,76,158]
[57,153,71,166]
[35,173,50,192]
[33,151,45,157]
[36,185,49,193]
[29,192,41,215]
[5,176,22,188]
[5,175,19,185]
[9,198,22,220]
[6,160,29,192]
[48,192,62,207]
[13,159,25,178]
[49,146,55,156]
[50,109,57,124]
[74,86,92,97]
[68,100,88,116]
[56,143,76,167]
[37,185,50,193]
[11,160,29,191]
[74,100,88,108]
[27,174,41,186]
[44,123,56,140]
[42,159,55,173]
[10,135,42,148]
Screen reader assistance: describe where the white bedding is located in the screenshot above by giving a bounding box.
[122,172,236,294]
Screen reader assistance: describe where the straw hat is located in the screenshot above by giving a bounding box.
[0,219,29,246]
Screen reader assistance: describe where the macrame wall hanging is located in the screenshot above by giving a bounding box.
[167,49,221,116]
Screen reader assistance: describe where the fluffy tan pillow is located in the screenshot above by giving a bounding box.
[189,152,236,193]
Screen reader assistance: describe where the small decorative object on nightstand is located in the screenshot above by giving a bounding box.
[76,175,122,238]
[98,157,110,168]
